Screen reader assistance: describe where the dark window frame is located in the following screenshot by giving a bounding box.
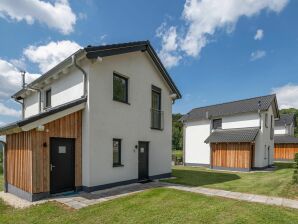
[265,113,268,128]
[45,88,52,108]
[151,85,163,130]
[212,118,222,130]
[113,73,129,104]
[113,138,123,167]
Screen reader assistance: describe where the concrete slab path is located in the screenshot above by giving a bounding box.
[1,181,298,210]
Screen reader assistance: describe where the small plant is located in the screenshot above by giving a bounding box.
[293,153,298,184]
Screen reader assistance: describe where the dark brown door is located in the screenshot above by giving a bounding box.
[138,142,149,180]
[50,138,75,194]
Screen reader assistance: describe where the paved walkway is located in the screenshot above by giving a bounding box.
[164,184,298,209]
[1,181,298,210]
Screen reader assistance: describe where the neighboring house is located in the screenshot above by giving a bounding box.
[0,41,181,201]
[274,114,298,161]
[181,95,279,172]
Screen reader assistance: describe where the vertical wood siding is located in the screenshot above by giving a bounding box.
[274,143,298,160]
[211,143,252,169]
[6,111,82,194]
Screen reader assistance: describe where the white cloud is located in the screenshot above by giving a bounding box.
[157,0,288,67]
[156,24,182,68]
[0,103,20,117]
[254,29,264,40]
[0,59,40,100]
[250,50,266,61]
[272,84,298,109]
[0,0,76,34]
[24,40,82,73]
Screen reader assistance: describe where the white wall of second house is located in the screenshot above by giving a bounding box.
[222,113,260,129]
[274,126,287,135]
[184,120,211,165]
[84,51,173,187]
[254,105,274,168]
[23,64,85,118]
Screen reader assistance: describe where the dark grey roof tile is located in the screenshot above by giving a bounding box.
[205,128,259,143]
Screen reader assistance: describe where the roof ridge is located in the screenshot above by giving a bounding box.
[190,94,276,112]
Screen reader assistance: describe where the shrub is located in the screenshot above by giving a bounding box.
[293,153,298,184]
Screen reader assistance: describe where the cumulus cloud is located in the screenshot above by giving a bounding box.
[156,24,182,68]
[157,0,288,67]
[0,103,20,117]
[0,59,40,100]
[254,29,264,40]
[250,50,266,61]
[0,0,76,34]
[272,84,298,109]
[24,40,82,73]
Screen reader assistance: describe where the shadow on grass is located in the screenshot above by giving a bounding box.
[169,169,240,187]
[275,162,294,170]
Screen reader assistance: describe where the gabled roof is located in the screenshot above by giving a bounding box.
[205,128,259,143]
[181,94,279,122]
[275,114,296,127]
[274,134,298,144]
[12,41,181,100]
[0,97,87,135]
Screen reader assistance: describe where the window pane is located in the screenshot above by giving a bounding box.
[113,75,127,102]
[152,91,160,110]
[45,89,51,107]
[113,139,120,165]
[213,119,222,129]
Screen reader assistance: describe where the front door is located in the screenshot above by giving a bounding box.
[138,142,149,180]
[50,138,75,194]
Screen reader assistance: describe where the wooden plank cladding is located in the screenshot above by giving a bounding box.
[211,143,252,169]
[6,111,82,194]
[274,143,298,161]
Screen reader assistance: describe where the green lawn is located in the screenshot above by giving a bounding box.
[164,163,298,199]
[1,188,298,223]
[172,150,183,158]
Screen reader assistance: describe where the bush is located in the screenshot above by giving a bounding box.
[293,153,298,184]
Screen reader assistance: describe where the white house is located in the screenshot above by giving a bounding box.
[181,95,279,171]
[0,41,181,201]
[274,114,298,161]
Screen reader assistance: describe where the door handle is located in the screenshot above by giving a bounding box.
[50,164,56,171]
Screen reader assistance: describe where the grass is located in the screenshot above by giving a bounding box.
[164,163,298,199]
[1,188,298,223]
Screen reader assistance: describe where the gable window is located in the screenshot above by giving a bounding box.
[265,113,268,128]
[151,85,163,130]
[113,73,128,103]
[270,115,274,140]
[212,119,222,129]
[113,139,122,167]
[45,89,51,108]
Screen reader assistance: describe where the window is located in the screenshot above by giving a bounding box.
[265,113,268,128]
[113,139,122,166]
[151,86,163,130]
[45,89,51,108]
[212,119,222,129]
[113,73,128,103]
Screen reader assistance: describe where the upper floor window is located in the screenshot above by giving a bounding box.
[113,73,128,103]
[113,139,122,167]
[212,119,222,129]
[265,113,268,128]
[45,89,51,108]
[151,85,163,130]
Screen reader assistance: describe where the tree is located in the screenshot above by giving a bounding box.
[172,113,183,151]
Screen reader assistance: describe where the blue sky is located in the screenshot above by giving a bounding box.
[0,0,298,127]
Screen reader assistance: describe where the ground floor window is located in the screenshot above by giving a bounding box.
[113,139,122,166]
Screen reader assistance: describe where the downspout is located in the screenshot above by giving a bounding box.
[72,53,87,98]
[27,87,42,113]
[0,140,7,192]
[13,98,24,119]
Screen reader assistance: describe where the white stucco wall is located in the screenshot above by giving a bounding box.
[23,66,84,118]
[274,126,287,135]
[254,105,274,167]
[222,113,259,129]
[83,51,173,187]
[184,120,211,165]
